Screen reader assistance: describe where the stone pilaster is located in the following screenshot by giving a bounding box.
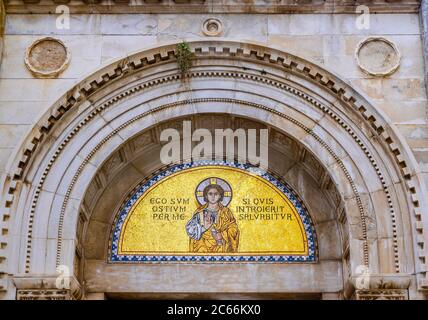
[344,274,411,300]
[0,0,4,64]
[421,0,428,104]
[13,275,83,300]
[0,0,7,290]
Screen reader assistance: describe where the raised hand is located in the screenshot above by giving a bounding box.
[203,213,213,228]
[211,228,224,245]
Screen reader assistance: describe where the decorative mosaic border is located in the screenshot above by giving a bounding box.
[109,160,317,263]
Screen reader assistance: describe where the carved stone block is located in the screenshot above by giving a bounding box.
[355,289,408,300]
[25,37,70,78]
[355,37,401,77]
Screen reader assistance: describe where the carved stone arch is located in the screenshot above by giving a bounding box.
[80,114,342,298]
[1,40,425,299]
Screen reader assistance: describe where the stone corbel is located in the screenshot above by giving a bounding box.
[13,275,82,300]
[344,274,411,300]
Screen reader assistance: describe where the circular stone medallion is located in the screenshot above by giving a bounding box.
[355,37,400,77]
[25,37,70,78]
[202,18,223,37]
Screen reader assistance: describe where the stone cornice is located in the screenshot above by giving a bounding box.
[13,274,83,299]
[4,0,421,14]
[343,274,412,299]
[420,0,428,97]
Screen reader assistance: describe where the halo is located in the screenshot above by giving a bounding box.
[195,177,232,207]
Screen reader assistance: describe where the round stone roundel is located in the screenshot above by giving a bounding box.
[25,37,70,78]
[356,37,400,77]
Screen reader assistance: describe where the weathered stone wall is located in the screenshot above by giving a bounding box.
[0,9,427,299]
[0,12,426,187]
[0,0,6,296]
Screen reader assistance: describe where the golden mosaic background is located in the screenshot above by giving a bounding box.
[119,166,308,255]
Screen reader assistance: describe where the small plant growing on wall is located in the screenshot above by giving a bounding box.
[176,41,193,75]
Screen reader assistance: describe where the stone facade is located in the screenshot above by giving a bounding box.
[0,1,427,300]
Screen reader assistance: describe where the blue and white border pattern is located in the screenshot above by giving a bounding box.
[109,160,317,263]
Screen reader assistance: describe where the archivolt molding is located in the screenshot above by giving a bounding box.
[26,85,386,275]
[24,72,394,272]
[29,79,368,269]
[53,95,361,267]
[78,118,346,269]
[1,40,426,291]
[80,118,341,225]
